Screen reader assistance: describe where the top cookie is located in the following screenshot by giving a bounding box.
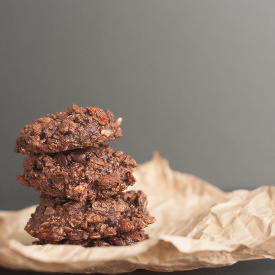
[14,104,123,154]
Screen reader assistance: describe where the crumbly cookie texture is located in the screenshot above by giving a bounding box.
[15,104,155,247]
[17,144,136,201]
[25,191,155,242]
[34,230,149,247]
[14,104,123,154]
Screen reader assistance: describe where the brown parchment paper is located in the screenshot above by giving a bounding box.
[0,153,274,273]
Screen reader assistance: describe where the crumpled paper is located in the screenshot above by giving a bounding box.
[0,153,274,273]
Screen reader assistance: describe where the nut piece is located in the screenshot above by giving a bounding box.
[38,117,52,123]
[101,129,113,137]
[86,107,108,125]
[73,184,87,193]
[16,175,29,187]
[115,117,123,126]
[118,219,134,232]
[97,174,120,190]
[86,214,107,223]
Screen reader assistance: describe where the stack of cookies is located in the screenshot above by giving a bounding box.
[15,104,155,247]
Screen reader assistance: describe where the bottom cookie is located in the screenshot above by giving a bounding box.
[33,230,149,247]
[26,191,155,242]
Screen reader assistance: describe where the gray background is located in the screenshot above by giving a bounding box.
[1,1,275,274]
[2,0,275,210]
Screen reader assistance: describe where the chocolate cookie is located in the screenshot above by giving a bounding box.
[14,104,123,154]
[25,191,155,242]
[34,230,149,247]
[18,145,136,201]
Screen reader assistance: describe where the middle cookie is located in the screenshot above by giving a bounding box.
[18,144,136,201]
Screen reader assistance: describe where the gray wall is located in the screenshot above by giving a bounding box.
[1,0,275,210]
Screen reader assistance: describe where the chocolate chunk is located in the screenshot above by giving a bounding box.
[69,150,86,163]
[55,154,68,167]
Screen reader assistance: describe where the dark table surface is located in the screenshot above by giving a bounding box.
[0,259,274,275]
